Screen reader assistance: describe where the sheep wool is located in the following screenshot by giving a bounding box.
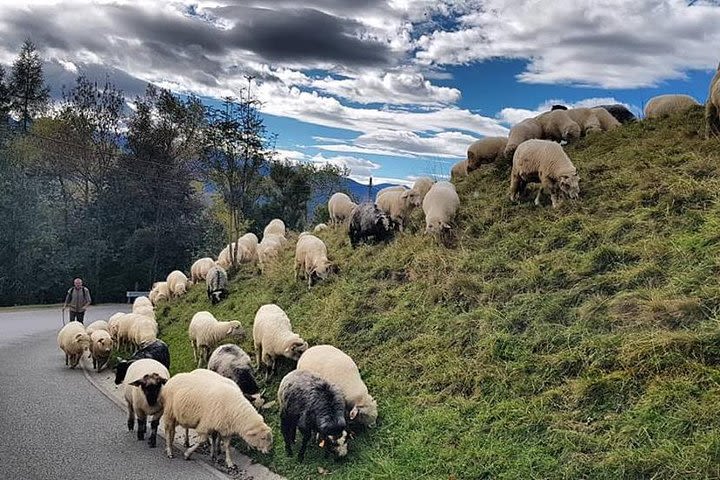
[297,344,378,427]
[328,192,358,225]
[376,188,421,232]
[90,330,113,372]
[313,223,329,232]
[264,219,286,238]
[85,320,109,336]
[374,185,407,203]
[450,159,468,179]
[188,311,245,367]
[504,118,543,158]
[257,234,286,274]
[597,104,636,124]
[123,358,170,448]
[536,110,582,142]
[190,258,216,283]
[133,296,152,311]
[466,136,508,171]
[294,234,335,287]
[114,339,170,385]
[207,344,262,406]
[166,270,191,298]
[644,94,700,119]
[206,264,229,305]
[591,107,622,131]
[57,321,91,369]
[347,202,394,248]
[422,181,460,239]
[411,177,435,204]
[252,304,308,379]
[130,317,158,348]
[148,281,170,305]
[564,108,602,135]
[706,65,720,137]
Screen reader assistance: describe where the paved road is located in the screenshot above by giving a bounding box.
[0,305,228,480]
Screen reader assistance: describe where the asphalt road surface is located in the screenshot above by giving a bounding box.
[0,304,228,480]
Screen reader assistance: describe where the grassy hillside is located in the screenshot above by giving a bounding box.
[155,106,720,479]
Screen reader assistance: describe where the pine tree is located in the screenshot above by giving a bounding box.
[0,66,11,124]
[10,40,50,132]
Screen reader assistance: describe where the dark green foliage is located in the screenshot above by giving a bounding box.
[9,40,50,132]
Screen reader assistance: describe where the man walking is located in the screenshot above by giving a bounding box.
[63,278,92,324]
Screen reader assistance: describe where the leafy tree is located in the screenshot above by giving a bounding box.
[0,66,11,124]
[9,40,50,132]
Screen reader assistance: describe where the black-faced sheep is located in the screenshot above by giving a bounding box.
[188,311,245,367]
[644,94,700,119]
[509,139,580,208]
[207,344,263,407]
[278,370,349,461]
[57,321,90,369]
[206,264,228,305]
[347,202,394,248]
[328,193,358,225]
[466,137,508,171]
[114,339,171,385]
[252,304,308,380]
[123,358,170,448]
[706,64,720,138]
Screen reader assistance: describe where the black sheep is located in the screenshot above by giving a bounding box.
[348,202,394,248]
[114,339,170,385]
[597,104,637,124]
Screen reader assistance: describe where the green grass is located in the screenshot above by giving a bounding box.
[155,106,720,479]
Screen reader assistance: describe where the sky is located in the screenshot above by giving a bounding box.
[1,0,719,185]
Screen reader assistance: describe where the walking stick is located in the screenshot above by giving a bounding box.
[61,308,66,326]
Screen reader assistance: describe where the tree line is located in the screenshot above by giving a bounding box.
[0,40,345,306]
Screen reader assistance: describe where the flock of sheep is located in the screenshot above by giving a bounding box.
[54,64,720,472]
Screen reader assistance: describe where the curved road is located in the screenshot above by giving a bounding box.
[0,304,228,480]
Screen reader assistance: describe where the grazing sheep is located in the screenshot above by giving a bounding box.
[190,258,215,283]
[591,107,622,131]
[597,104,637,124]
[450,159,468,179]
[85,320,109,336]
[133,296,152,310]
[148,281,169,305]
[237,233,259,263]
[422,181,460,241]
[551,104,568,110]
[257,234,286,274]
[328,193,358,225]
[297,345,378,427]
[536,110,582,142]
[188,311,245,367]
[207,344,263,407]
[564,108,602,135]
[90,330,113,372]
[278,370,349,461]
[706,64,720,137]
[57,322,90,369]
[264,219,286,238]
[114,339,170,385]
[116,313,151,350]
[347,202,394,248]
[374,185,407,203]
[466,137,508,171]
[376,188,421,232]
[166,270,191,298]
[411,177,434,203]
[132,303,155,320]
[206,264,229,305]
[504,118,543,159]
[252,304,308,379]
[313,223,328,232]
[162,370,273,467]
[295,234,336,287]
[509,139,580,208]
[130,317,158,348]
[123,359,170,448]
[644,94,700,119]
[108,312,125,343]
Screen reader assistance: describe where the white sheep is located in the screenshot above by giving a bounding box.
[297,344,378,427]
[374,185,407,203]
[591,107,622,131]
[108,312,125,343]
[85,320,109,336]
[422,181,460,238]
[257,234,286,274]
[328,193,358,225]
[123,358,170,448]
[188,311,245,367]
[116,313,152,349]
[509,139,580,208]
[90,330,113,372]
[264,219,286,238]
[166,270,191,298]
[133,295,152,309]
[148,281,170,305]
[411,177,435,204]
[466,136,508,171]
[450,159,468,179]
[504,118,543,158]
[57,321,91,369]
[313,223,329,232]
[294,234,336,287]
[237,233,259,264]
[564,108,602,135]
[376,188,421,232]
[536,110,582,142]
[130,317,159,348]
[162,369,273,467]
[190,258,216,283]
[707,64,720,138]
[645,94,700,119]
[252,304,308,379]
[133,303,155,320]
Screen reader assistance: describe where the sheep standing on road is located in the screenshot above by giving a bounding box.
[57,321,90,369]
[253,304,308,379]
[278,370,349,461]
[114,339,170,385]
[207,344,263,407]
[295,234,336,287]
[348,202,394,248]
[509,139,580,208]
[328,193,358,225]
[206,264,229,305]
[123,358,170,448]
[85,320,109,336]
[90,330,113,372]
[188,311,245,367]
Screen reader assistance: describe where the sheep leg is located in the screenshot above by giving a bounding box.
[254,344,262,370]
[190,340,197,364]
[126,401,135,431]
[707,102,719,138]
[148,416,160,448]
[280,412,297,457]
[165,418,176,459]
[184,428,191,448]
[64,352,68,366]
[509,173,521,202]
[534,186,543,206]
[297,430,310,462]
[184,432,208,460]
[136,415,147,441]
[222,437,234,468]
[550,193,560,208]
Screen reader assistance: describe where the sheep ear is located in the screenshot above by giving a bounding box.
[159,377,168,385]
[74,332,85,341]
[349,406,359,420]
[400,190,408,199]
[226,327,234,335]
[442,223,452,231]
[129,379,144,387]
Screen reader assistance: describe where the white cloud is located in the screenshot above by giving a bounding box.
[314,144,415,158]
[355,129,477,158]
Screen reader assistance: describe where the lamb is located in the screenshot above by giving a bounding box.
[411,177,434,203]
[376,188,421,232]
[57,321,91,369]
[504,118,543,158]
[644,94,700,119]
[85,320,109,336]
[162,369,273,467]
[130,316,158,348]
[509,139,580,208]
[466,137,508,171]
[148,281,169,305]
[264,218,286,238]
[114,339,171,385]
[123,358,170,448]
[252,304,308,379]
[90,330,113,372]
[422,181,460,241]
[328,192,358,225]
[374,185,407,203]
[190,258,216,283]
[596,104,636,124]
[347,202,394,248]
[564,108,602,135]
[297,344,378,427]
[166,270,191,298]
[313,223,328,232]
[188,311,245,367]
[450,159,468,179]
[278,370,349,461]
[706,64,720,138]
[294,234,336,287]
[206,264,229,305]
[591,107,622,131]
[207,344,263,407]
[535,109,582,142]
[257,234,286,274]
